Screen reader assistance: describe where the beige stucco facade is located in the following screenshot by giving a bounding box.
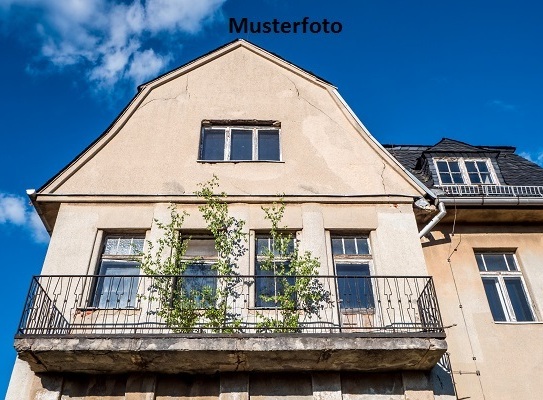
[422,217,543,400]
[8,40,458,399]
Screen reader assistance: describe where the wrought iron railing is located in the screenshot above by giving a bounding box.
[17,275,444,336]
[437,184,543,197]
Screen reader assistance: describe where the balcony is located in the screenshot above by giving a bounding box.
[437,184,543,197]
[15,275,446,374]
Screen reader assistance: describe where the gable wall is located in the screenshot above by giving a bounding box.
[46,46,422,197]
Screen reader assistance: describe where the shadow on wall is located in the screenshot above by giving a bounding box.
[431,353,457,397]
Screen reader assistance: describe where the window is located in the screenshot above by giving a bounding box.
[178,236,218,307]
[93,236,144,308]
[255,234,295,307]
[332,235,374,309]
[200,125,281,161]
[435,158,495,185]
[476,252,535,322]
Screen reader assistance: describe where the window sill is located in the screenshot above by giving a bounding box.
[493,321,542,325]
[197,160,284,164]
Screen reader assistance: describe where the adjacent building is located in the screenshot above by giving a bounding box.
[385,139,543,399]
[7,40,542,399]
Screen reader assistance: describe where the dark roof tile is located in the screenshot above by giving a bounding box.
[384,138,543,187]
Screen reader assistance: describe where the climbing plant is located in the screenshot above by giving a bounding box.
[256,200,332,332]
[139,176,332,333]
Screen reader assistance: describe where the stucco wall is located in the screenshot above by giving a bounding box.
[8,369,455,400]
[41,201,427,277]
[423,224,543,400]
[44,45,422,197]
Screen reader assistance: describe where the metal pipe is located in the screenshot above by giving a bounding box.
[419,202,447,238]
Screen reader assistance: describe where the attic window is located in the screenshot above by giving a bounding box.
[199,122,281,162]
[434,158,496,185]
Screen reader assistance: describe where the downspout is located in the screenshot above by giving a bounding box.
[419,201,447,238]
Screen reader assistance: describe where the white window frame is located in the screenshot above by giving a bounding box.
[177,235,219,309]
[434,158,498,185]
[93,235,145,309]
[254,233,296,308]
[199,126,282,161]
[331,235,375,311]
[476,252,536,322]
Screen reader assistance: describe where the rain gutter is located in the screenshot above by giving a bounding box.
[418,201,447,238]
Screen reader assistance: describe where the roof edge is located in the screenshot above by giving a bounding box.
[37,39,336,194]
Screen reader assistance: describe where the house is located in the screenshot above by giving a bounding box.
[7,39,474,399]
[385,139,543,399]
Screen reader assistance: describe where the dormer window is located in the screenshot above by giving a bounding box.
[435,158,496,185]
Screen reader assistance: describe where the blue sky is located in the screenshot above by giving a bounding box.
[1,0,542,396]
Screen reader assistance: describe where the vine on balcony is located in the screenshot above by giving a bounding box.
[139,176,332,333]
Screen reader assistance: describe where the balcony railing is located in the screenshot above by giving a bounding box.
[17,274,444,336]
[437,184,543,197]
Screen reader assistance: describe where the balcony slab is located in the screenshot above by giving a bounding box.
[15,334,447,374]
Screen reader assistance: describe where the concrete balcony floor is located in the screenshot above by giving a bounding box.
[15,333,447,374]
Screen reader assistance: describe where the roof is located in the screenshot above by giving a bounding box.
[384,138,543,187]
[138,39,335,90]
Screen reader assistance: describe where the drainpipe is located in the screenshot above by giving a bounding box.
[419,201,447,238]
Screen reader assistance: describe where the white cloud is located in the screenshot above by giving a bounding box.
[28,209,50,243]
[0,193,49,244]
[127,48,171,84]
[0,194,27,225]
[488,99,518,112]
[519,150,543,167]
[0,0,226,89]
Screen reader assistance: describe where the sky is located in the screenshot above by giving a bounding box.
[1,0,542,396]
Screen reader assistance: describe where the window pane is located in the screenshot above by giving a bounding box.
[356,238,370,255]
[104,237,119,255]
[482,254,508,271]
[481,172,493,184]
[452,172,465,184]
[118,238,134,255]
[475,254,486,271]
[185,239,217,257]
[482,278,506,321]
[132,238,145,254]
[343,238,357,255]
[255,261,294,307]
[201,129,225,160]
[94,260,140,308]
[477,161,489,173]
[331,238,343,255]
[440,174,453,184]
[469,173,482,184]
[504,278,534,322]
[258,130,280,161]
[465,161,477,173]
[104,237,143,256]
[255,262,276,307]
[181,263,217,307]
[449,162,461,172]
[436,161,449,172]
[257,235,294,256]
[505,254,517,271]
[336,263,374,309]
[256,237,271,256]
[230,129,253,160]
